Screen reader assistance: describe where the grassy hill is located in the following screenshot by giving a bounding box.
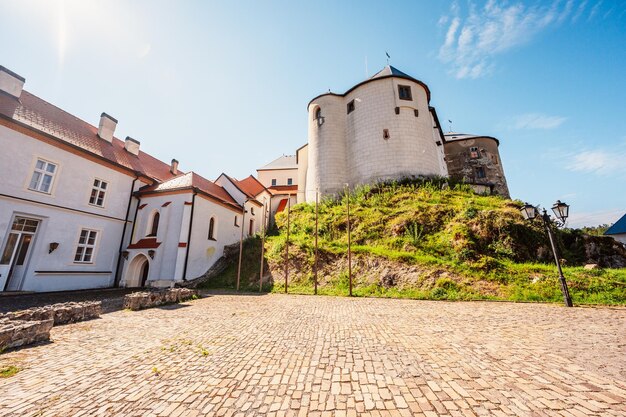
[204,181,626,305]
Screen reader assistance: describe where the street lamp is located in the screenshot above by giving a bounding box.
[520,201,573,307]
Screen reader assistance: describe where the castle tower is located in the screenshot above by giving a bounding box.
[304,66,448,202]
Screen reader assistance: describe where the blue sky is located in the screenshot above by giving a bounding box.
[1,0,624,227]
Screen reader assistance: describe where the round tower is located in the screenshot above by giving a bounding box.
[306,94,347,202]
[304,66,447,202]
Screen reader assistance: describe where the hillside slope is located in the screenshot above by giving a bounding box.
[259,181,626,305]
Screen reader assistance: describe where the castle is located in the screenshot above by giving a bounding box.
[290,66,509,202]
[0,63,508,294]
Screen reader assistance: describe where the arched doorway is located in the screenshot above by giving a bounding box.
[139,259,149,287]
[125,254,150,288]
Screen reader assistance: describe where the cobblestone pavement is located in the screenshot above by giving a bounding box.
[1,293,625,416]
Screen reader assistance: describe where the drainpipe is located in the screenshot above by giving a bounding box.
[114,175,138,287]
[129,195,142,250]
[182,188,197,281]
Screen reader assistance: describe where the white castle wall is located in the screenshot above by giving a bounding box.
[305,77,446,203]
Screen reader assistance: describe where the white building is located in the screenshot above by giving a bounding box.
[605,213,626,245]
[297,66,449,203]
[256,156,298,223]
[0,65,263,293]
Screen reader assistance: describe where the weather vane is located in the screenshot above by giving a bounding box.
[385,51,391,65]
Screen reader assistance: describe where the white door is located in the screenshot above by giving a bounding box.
[1,217,39,292]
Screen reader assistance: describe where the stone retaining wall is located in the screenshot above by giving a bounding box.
[123,288,199,311]
[0,301,102,351]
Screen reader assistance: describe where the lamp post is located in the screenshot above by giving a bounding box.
[520,200,573,307]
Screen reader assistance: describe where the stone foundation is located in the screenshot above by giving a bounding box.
[1,301,102,326]
[0,301,102,351]
[123,288,199,311]
[0,318,53,350]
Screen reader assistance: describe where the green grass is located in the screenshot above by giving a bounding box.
[0,366,20,378]
[203,180,625,305]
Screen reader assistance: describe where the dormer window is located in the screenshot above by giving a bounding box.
[347,100,355,114]
[398,85,412,101]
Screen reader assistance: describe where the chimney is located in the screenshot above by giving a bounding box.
[124,136,140,156]
[0,65,25,98]
[170,159,179,175]
[97,112,117,143]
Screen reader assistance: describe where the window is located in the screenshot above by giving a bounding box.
[250,207,255,215]
[271,179,277,186]
[314,107,324,126]
[476,167,486,179]
[347,100,355,114]
[28,159,57,193]
[208,217,216,240]
[287,178,293,185]
[470,147,479,159]
[398,85,412,101]
[249,219,254,236]
[234,215,239,227]
[74,229,97,263]
[148,212,160,237]
[383,129,390,140]
[89,179,108,207]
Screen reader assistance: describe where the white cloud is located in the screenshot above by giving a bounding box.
[565,148,626,177]
[438,1,584,79]
[512,113,567,129]
[567,208,624,228]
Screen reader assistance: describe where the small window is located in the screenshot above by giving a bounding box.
[347,100,355,114]
[398,85,412,101]
[250,207,255,215]
[148,212,160,237]
[249,219,254,236]
[470,147,479,159]
[89,179,108,207]
[287,178,293,185]
[234,215,239,227]
[476,167,486,179]
[208,217,216,240]
[271,179,277,186]
[74,229,98,263]
[383,129,390,140]
[314,107,324,126]
[29,159,57,193]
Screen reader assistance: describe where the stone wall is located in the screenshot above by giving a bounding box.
[123,288,199,311]
[0,301,101,350]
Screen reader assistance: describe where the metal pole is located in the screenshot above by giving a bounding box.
[259,201,266,292]
[542,209,573,307]
[314,189,319,295]
[285,196,291,293]
[236,202,246,291]
[346,187,352,297]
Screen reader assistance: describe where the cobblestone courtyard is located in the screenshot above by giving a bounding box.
[1,293,625,417]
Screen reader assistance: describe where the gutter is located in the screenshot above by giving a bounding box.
[114,174,139,287]
[182,188,198,281]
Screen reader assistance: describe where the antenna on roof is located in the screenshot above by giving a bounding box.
[385,51,391,65]
[448,119,453,133]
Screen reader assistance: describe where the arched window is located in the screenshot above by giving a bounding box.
[314,107,324,126]
[149,212,160,237]
[208,217,216,240]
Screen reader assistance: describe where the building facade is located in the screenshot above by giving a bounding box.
[0,65,265,293]
[294,65,510,203]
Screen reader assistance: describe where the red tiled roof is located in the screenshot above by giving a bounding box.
[235,175,267,197]
[127,238,161,249]
[140,172,240,210]
[269,185,298,195]
[0,90,178,182]
[276,198,289,213]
